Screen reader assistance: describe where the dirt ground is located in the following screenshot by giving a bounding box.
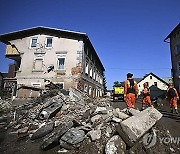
[0,98,180,154]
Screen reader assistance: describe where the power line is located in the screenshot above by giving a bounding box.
[106,67,171,70]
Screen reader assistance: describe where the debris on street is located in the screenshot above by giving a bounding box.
[0,87,180,154]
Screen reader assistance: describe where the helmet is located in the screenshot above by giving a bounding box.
[127,73,133,78]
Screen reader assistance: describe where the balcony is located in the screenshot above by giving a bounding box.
[5,44,20,61]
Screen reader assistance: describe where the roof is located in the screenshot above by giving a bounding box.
[137,72,169,85]
[0,72,8,78]
[133,78,142,83]
[0,26,105,71]
[164,23,180,42]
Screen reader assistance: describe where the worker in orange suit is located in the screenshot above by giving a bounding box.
[141,82,153,109]
[166,83,179,114]
[124,73,139,108]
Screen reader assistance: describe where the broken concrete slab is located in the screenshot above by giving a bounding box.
[59,140,76,150]
[128,108,141,116]
[94,106,108,114]
[120,107,162,142]
[105,135,126,154]
[39,101,64,120]
[91,114,102,123]
[41,120,73,150]
[112,108,129,120]
[112,117,122,123]
[88,129,101,141]
[31,122,54,140]
[60,128,85,145]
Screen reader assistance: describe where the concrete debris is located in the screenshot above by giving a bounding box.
[121,107,162,142]
[88,129,101,141]
[1,87,179,154]
[39,100,64,120]
[105,135,126,154]
[41,120,73,150]
[113,108,130,120]
[31,122,54,140]
[60,128,85,145]
[128,108,141,116]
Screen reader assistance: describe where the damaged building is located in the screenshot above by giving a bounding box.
[0,26,105,98]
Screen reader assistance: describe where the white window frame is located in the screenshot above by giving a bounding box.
[30,37,38,48]
[85,62,89,74]
[57,57,66,70]
[90,67,93,78]
[32,54,44,71]
[89,86,92,96]
[45,37,53,48]
[84,84,88,93]
[31,82,41,88]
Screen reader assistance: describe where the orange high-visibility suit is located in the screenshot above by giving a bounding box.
[166,85,179,111]
[142,87,153,108]
[124,79,138,108]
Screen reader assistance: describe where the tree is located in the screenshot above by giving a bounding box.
[113,81,124,87]
[103,72,107,95]
[113,81,120,87]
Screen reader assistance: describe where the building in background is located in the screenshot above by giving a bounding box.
[0,27,105,98]
[137,72,169,98]
[164,23,180,92]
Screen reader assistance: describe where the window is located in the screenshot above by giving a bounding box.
[90,67,93,77]
[33,54,43,71]
[85,62,88,74]
[177,61,180,71]
[154,82,157,87]
[150,76,152,79]
[58,58,65,70]
[93,69,96,80]
[31,38,38,47]
[46,37,52,48]
[84,85,88,93]
[175,44,180,55]
[89,86,92,96]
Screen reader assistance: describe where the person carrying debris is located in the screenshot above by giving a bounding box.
[166,83,179,114]
[124,73,139,108]
[141,82,154,109]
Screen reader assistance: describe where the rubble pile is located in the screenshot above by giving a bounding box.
[0,88,180,154]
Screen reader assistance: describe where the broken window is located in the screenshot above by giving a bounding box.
[33,54,43,71]
[58,58,65,70]
[46,37,53,48]
[31,38,38,48]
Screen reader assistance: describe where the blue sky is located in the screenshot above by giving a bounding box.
[0,0,180,89]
